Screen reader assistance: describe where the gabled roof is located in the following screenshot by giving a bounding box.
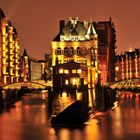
[53,33,60,41]
[71,27,78,35]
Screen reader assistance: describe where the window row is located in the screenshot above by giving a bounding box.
[58,68,82,74]
[56,47,95,55]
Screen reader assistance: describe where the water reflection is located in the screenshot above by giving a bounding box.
[0,91,140,140]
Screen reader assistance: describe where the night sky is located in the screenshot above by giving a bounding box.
[1,0,140,59]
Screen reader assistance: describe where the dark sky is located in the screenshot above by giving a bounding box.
[1,0,140,59]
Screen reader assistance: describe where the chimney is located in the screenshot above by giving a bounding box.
[60,20,65,33]
[84,20,89,29]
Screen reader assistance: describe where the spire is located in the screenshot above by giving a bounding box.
[70,17,78,28]
[87,21,97,35]
[23,49,28,56]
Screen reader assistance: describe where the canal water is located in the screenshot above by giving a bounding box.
[0,91,140,140]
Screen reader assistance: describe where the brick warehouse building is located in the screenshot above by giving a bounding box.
[115,49,140,81]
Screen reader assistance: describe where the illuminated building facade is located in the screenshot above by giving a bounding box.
[53,61,89,88]
[52,17,116,85]
[0,9,20,84]
[52,17,99,109]
[115,49,140,81]
[52,17,99,87]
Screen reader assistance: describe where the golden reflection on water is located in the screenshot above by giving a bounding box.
[0,91,140,140]
[84,119,100,140]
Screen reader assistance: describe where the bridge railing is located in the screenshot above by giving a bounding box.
[110,79,140,90]
[2,80,52,90]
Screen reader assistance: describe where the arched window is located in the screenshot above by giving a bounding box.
[56,47,61,55]
[64,47,68,55]
[76,47,80,55]
[81,47,87,55]
[69,47,74,55]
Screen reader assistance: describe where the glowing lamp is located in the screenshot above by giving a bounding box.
[62,92,67,98]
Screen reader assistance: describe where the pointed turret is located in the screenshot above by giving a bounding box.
[23,49,28,57]
[87,21,97,35]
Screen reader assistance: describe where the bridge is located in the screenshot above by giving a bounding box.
[110,78,140,90]
[2,80,52,90]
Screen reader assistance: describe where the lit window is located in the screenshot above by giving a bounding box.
[77,69,81,74]
[59,69,63,74]
[72,78,77,85]
[65,80,69,85]
[60,36,64,41]
[72,69,76,73]
[64,69,69,74]
[71,78,80,86]
[115,66,119,71]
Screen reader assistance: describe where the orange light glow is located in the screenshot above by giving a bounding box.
[62,92,67,98]
[59,69,63,74]
[77,69,81,74]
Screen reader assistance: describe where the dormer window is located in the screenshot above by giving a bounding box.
[60,36,64,41]
[75,36,79,41]
[71,36,74,41]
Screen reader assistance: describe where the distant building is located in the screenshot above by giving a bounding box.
[21,49,47,81]
[20,49,30,82]
[30,59,46,81]
[115,49,140,81]
[51,17,116,85]
[0,9,20,85]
